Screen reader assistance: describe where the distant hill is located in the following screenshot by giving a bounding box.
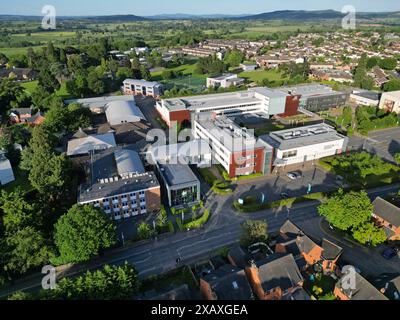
[0,14,148,22]
[146,13,249,20]
[237,9,400,20]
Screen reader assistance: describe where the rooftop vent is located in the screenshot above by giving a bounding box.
[232,281,239,290]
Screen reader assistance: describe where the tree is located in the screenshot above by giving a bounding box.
[54,205,117,264]
[224,49,244,67]
[395,153,400,165]
[137,222,155,240]
[44,262,140,300]
[87,70,105,95]
[66,74,88,97]
[140,65,151,81]
[0,53,8,65]
[383,79,400,92]
[379,58,397,70]
[67,54,85,75]
[0,78,25,117]
[366,57,379,69]
[38,69,60,94]
[46,42,56,62]
[240,220,268,246]
[0,227,53,275]
[318,189,373,231]
[0,189,37,234]
[352,222,387,246]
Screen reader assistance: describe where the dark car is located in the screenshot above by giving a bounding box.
[280,192,290,199]
[382,248,398,260]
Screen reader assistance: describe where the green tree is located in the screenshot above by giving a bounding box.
[352,222,387,246]
[240,220,268,246]
[383,79,400,92]
[140,65,151,81]
[54,205,117,264]
[0,78,25,117]
[137,222,155,240]
[1,227,53,275]
[67,54,85,75]
[394,153,400,165]
[38,69,60,94]
[44,262,140,300]
[87,70,105,95]
[224,49,244,67]
[318,189,373,231]
[378,58,397,70]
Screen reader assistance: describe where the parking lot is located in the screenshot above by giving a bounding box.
[233,164,343,203]
[349,127,400,163]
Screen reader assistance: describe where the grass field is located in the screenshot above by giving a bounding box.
[20,81,71,99]
[239,69,287,83]
[0,45,44,57]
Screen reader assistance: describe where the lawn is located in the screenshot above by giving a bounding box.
[303,274,337,300]
[20,81,72,99]
[239,69,287,83]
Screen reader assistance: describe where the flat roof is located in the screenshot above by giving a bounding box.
[351,90,381,101]
[65,95,135,110]
[260,123,346,150]
[382,90,400,99]
[195,115,265,152]
[280,84,336,98]
[157,163,199,187]
[162,90,259,112]
[123,78,162,87]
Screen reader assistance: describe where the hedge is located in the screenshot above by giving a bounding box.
[183,209,211,230]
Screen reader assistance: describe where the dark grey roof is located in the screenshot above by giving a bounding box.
[373,197,400,227]
[282,287,311,300]
[321,238,343,261]
[278,220,319,255]
[336,272,388,300]
[352,90,381,101]
[157,162,199,188]
[203,265,253,300]
[256,253,304,292]
[228,246,249,269]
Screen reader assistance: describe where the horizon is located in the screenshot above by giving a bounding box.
[2,0,400,16]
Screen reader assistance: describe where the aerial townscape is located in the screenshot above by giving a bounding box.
[1,1,400,308]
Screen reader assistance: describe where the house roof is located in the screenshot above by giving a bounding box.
[255,253,304,293]
[114,149,145,176]
[228,246,249,269]
[203,265,253,300]
[67,133,117,156]
[373,197,400,227]
[336,272,388,300]
[278,220,320,255]
[144,284,192,300]
[282,287,311,300]
[321,238,343,261]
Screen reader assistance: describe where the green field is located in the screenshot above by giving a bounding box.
[239,69,287,83]
[20,81,71,99]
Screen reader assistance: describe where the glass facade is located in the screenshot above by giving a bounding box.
[171,186,198,207]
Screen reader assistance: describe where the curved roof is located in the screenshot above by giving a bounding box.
[114,149,145,176]
[105,100,146,125]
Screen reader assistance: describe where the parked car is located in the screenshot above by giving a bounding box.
[382,248,398,260]
[287,171,302,180]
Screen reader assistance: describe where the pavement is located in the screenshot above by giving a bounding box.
[1,182,399,298]
[348,127,400,163]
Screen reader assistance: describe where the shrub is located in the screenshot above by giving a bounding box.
[183,209,211,229]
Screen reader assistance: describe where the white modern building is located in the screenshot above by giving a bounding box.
[0,152,15,185]
[156,87,299,127]
[123,79,163,98]
[206,73,245,89]
[260,123,349,167]
[105,100,146,125]
[379,91,400,114]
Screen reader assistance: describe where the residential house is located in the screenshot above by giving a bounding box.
[334,272,388,300]
[245,253,304,300]
[0,68,37,81]
[200,265,254,300]
[372,197,400,241]
[9,108,45,126]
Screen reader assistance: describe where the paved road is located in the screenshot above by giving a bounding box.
[1,183,398,298]
[349,127,400,163]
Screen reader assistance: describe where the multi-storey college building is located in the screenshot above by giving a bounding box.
[78,147,161,220]
[123,79,164,98]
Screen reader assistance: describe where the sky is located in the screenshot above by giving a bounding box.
[2,0,400,16]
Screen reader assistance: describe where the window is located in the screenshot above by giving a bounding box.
[282,150,297,159]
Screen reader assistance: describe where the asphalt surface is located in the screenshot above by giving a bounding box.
[349,127,400,163]
[1,183,399,298]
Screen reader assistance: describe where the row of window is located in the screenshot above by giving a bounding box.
[198,103,259,113]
